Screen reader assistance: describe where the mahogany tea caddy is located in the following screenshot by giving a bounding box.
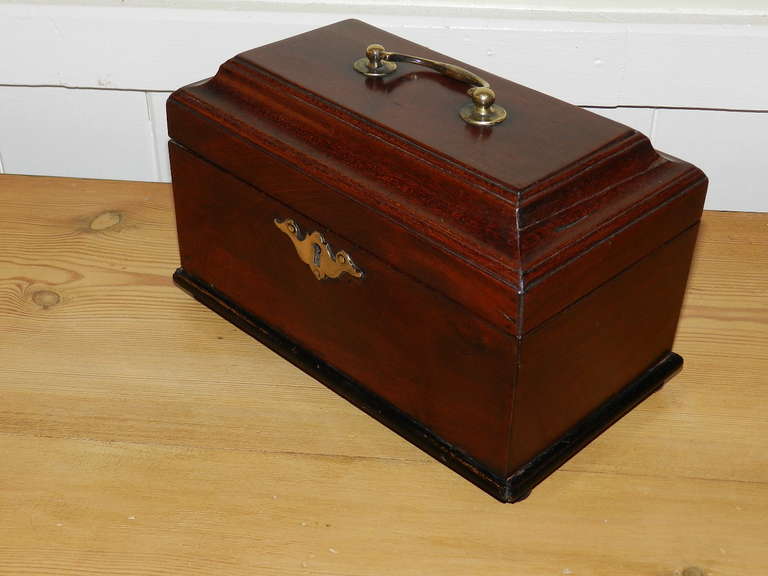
[168,20,707,501]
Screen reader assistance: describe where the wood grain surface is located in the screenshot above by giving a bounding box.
[0,174,766,575]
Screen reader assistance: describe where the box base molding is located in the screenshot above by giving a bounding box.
[173,267,683,503]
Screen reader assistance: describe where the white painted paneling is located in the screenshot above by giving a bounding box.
[653,108,768,212]
[0,86,157,181]
[0,3,765,211]
[416,22,626,107]
[1,4,767,109]
[584,107,655,136]
[0,4,323,92]
[621,24,768,110]
[585,107,768,212]
[148,92,172,182]
[17,0,768,13]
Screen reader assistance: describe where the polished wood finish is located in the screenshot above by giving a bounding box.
[168,19,707,332]
[236,20,642,195]
[512,225,698,468]
[173,267,513,498]
[167,20,707,499]
[173,267,684,502]
[166,106,519,332]
[171,143,516,476]
[170,138,701,496]
[2,174,767,574]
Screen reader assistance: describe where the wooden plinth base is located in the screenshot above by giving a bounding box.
[174,267,683,502]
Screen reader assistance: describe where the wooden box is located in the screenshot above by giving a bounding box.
[167,20,707,502]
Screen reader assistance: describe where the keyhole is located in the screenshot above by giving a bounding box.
[312,242,322,267]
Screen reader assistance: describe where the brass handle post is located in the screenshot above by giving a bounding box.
[353,43,507,127]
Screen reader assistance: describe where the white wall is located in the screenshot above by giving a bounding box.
[0,1,766,211]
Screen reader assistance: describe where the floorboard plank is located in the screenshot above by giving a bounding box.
[1,174,766,575]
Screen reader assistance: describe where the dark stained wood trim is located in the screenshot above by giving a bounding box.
[173,267,508,499]
[168,24,705,334]
[174,267,683,503]
[168,20,705,502]
[520,182,707,333]
[232,19,650,201]
[165,132,521,333]
[168,82,523,279]
[505,350,682,501]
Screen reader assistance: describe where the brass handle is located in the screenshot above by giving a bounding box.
[275,218,363,280]
[353,43,507,127]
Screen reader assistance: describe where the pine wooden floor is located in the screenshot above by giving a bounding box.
[1,174,766,576]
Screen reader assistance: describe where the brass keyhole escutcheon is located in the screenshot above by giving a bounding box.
[274,218,364,281]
